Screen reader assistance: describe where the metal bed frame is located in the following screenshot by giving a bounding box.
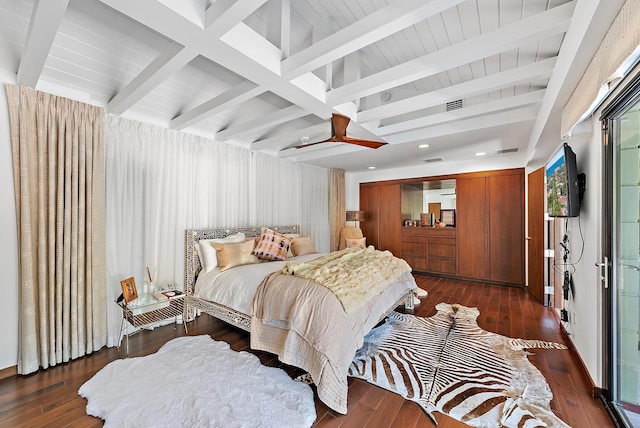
[183,225,414,331]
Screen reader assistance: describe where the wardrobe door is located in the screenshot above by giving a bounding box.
[488,172,525,285]
[456,176,489,280]
[360,184,380,249]
[378,184,402,256]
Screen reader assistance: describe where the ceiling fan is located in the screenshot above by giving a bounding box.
[295,113,387,149]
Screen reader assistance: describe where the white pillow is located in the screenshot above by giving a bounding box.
[196,232,246,273]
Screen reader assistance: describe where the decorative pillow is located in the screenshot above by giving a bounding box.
[214,240,259,271]
[285,233,301,258]
[252,227,292,261]
[345,237,366,249]
[195,232,246,273]
[291,236,316,256]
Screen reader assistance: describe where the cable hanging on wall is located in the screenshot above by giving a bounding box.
[552,216,585,325]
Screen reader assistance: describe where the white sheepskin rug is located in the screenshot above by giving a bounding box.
[78,335,316,427]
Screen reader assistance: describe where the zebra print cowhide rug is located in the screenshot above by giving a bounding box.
[348,303,570,428]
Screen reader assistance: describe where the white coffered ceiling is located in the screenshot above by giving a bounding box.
[0,0,621,172]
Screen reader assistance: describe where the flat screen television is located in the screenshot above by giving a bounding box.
[546,143,580,217]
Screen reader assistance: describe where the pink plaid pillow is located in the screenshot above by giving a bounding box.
[252,227,292,261]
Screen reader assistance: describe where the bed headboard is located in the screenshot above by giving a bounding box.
[184,225,300,295]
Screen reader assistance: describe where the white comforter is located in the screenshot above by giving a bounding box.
[193,253,325,315]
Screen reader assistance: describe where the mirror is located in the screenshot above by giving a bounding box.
[401,179,456,226]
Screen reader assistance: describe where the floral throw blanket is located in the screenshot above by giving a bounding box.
[281,247,411,314]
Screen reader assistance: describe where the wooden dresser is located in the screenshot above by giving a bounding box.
[360,167,524,286]
[401,227,456,275]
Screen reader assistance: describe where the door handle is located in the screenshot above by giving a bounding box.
[595,256,609,289]
[622,264,640,271]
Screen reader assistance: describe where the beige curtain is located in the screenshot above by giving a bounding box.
[329,168,345,251]
[6,85,107,374]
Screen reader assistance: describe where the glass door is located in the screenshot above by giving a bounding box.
[604,93,640,427]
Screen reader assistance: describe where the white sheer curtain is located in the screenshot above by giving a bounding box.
[105,115,329,345]
[252,152,330,251]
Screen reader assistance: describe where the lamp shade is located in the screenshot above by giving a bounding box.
[346,210,366,222]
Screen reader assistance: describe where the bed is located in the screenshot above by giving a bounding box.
[184,225,417,414]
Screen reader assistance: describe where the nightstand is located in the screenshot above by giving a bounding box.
[116,292,187,354]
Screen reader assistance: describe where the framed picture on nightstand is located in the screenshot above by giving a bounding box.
[120,277,138,303]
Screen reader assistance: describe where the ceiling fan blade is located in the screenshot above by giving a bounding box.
[343,137,388,149]
[331,113,351,140]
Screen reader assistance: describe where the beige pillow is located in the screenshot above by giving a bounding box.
[195,232,246,273]
[345,237,366,249]
[285,233,301,258]
[214,240,259,271]
[291,236,316,256]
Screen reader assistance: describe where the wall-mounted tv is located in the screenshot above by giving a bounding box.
[546,143,580,217]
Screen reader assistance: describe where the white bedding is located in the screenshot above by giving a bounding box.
[193,253,326,315]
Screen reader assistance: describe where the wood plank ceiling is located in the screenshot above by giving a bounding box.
[0,0,617,172]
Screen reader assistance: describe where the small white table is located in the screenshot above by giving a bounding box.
[116,292,187,354]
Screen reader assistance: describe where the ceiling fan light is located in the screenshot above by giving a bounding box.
[368,166,376,170]
[417,144,430,149]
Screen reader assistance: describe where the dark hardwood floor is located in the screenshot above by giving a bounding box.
[0,275,614,427]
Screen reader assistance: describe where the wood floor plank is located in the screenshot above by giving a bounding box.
[0,274,615,427]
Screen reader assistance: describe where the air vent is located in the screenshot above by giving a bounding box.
[495,148,518,154]
[424,157,443,163]
[446,99,463,111]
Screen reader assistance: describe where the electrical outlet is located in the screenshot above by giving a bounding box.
[572,311,576,324]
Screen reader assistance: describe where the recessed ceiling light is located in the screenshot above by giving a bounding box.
[417,144,430,149]
[475,152,486,156]
[368,166,376,170]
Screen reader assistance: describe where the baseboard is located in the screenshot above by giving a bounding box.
[552,309,602,397]
[0,365,17,381]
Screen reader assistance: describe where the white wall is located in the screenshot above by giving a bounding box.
[559,121,603,386]
[0,71,19,371]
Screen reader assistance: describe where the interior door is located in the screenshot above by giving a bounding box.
[488,172,524,284]
[528,167,545,302]
[428,202,441,220]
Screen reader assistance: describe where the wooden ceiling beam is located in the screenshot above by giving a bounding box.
[278,141,363,161]
[99,0,380,138]
[250,123,328,151]
[17,0,70,88]
[204,0,269,36]
[385,106,539,145]
[103,0,268,115]
[358,57,557,123]
[327,2,573,106]
[377,90,546,136]
[525,0,624,163]
[107,43,197,115]
[281,0,465,79]
[216,105,307,141]
[266,0,291,60]
[278,106,539,162]
[170,81,265,130]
